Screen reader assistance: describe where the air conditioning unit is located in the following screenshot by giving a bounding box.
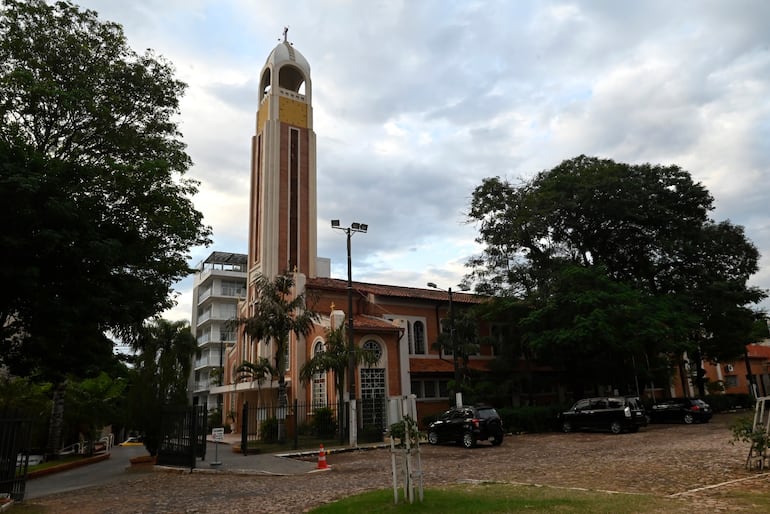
[725,364,735,372]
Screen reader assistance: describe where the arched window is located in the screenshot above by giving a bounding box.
[363,339,382,363]
[413,321,426,354]
[312,340,326,408]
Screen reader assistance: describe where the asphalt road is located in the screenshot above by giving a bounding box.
[24,445,150,499]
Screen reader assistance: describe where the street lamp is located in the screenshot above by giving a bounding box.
[427,282,461,407]
[331,220,368,406]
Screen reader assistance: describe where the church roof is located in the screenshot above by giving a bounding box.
[350,314,402,332]
[265,40,310,76]
[306,277,485,305]
[747,343,770,359]
[409,358,491,373]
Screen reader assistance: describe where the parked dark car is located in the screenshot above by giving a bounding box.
[427,405,505,448]
[649,398,712,424]
[559,396,647,434]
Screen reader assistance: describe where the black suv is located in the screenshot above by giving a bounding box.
[649,398,712,424]
[427,405,505,448]
[560,396,647,434]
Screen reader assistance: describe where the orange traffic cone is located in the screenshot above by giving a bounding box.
[317,443,329,470]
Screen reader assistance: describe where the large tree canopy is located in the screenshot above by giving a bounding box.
[467,155,765,395]
[0,0,211,379]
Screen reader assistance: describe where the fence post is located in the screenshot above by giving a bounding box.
[241,401,248,456]
[292,399,297,450]
[189,406,197,470]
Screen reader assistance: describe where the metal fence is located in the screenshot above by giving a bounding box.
[0,415,32,501]
[156,405,207,469]
[239,397,389,453]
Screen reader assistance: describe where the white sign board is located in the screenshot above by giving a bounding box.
[212,427,225,442]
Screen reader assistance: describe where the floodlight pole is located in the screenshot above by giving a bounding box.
[428,282,461,406]
[332,220,367,445]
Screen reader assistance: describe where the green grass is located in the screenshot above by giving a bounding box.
[24,454,82,473]
[238,434,347,453]
[308,483,691,513]
[717,490,770,510]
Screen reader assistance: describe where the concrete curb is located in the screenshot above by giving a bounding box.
[26,453,111,480]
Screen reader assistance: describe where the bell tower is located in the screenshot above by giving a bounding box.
[248,30,317,283]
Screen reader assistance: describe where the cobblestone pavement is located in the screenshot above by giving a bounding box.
[25,412,770,513]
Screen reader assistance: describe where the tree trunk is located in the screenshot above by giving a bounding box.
[678,357,689,397]
[47,380,67,456]
[277,375,287,442]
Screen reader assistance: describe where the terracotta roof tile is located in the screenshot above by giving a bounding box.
[306,277,485,304]
[350,314,401,332]
[409,358,491,373]
[747,343,770,359]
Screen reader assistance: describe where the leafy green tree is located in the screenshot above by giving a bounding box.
[236,273,319,441]
[126,318,197,456]
[430,307,483,398]
[299,325,380,438]
[64,372,127,454]
[0,0,210,452]
[0,375,51,448]
[467,156,766,395]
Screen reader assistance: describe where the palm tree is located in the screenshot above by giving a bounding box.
[236,273,319,441]
[234,357,276,404]
[127,318,197,455]
[299,325,380,438]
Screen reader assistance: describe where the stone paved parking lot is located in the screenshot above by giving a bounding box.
[25,411,770,513]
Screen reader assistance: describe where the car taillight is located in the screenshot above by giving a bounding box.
[472,418,480,428]
[691,405,700,411]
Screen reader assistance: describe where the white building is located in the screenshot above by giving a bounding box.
[189,251,247,412]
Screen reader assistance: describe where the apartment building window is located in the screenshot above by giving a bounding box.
[725,375,739,388]
[219,326,235,342]
[220,303,237,319]
[221,280,245,297]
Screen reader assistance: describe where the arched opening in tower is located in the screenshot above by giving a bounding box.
[278,65,306,95]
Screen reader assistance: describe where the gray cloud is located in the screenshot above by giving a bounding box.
[68,0,770,318]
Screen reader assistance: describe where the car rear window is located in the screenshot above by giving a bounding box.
[477,408,499,419]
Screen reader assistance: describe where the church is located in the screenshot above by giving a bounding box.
[210,33,498,434]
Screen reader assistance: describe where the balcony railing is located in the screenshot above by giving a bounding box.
[194,352,225,369]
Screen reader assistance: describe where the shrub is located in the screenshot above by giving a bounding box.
[359,424,384,443]
[498,405,566,433]
[207,408,222,431]
[311,407,337,438]
[389,415,422,447]
[704,393,752,412]
[730,415,769,456]
[421,413,440,429]
[260,417,278,443]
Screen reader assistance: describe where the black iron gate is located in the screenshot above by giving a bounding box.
[0,416,32,501]
[156,405,207,469]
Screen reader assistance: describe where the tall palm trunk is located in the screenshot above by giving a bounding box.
[277,375,288,442]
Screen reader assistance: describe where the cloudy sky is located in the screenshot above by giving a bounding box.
[72,0,770,320]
